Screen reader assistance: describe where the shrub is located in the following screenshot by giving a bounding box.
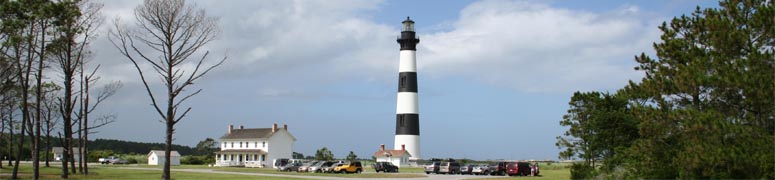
[570,163,597,180]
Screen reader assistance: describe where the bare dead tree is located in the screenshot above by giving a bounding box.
[109,0,226,179]
[75,65,121,174]
[41,83,62,167]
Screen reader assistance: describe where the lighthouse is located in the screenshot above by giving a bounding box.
[395,17,421,161]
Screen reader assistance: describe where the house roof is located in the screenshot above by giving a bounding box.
[373,149,411,158]
[220,128,275,139]
[52,147,82,154]
[147,150,181,157]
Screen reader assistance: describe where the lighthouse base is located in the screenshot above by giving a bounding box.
[394,134,421,160]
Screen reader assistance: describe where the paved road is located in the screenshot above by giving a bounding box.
[119,167,503,180]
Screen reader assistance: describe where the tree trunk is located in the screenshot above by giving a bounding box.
[13,29,34,179]
[83,75,90,174]
[61,64,74,179]
[163,119,173,180]
[7,110,12,167]
[77,66,84,174]
[33,19,48,180]
[163,85,174,180]
[45,131,51,167]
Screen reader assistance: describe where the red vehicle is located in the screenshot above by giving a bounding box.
[506,162,531,176]
[488,162,508,176]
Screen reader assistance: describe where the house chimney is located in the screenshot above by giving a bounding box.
[283,124,288,130]
[272,123,277,132]
[380,144,385,151]
[401,144,406,151]
[239,125,244,129]
[228,124,233,134]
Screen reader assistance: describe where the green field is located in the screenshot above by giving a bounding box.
[0,162,570,179]
[0,165,304,180]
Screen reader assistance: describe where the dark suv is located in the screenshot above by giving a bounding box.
[488,162,509,176]
[439,161,461,174]
[506,162,531,176]
[424,161,440,174]
[373,162,399,173]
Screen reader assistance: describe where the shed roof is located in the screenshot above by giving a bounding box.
[147,150,181,157]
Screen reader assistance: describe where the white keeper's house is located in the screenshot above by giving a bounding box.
[214,123,295,168]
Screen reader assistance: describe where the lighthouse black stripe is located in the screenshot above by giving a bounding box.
[398,72,418,92]
[397,31,420,50]
[395,114,420,135]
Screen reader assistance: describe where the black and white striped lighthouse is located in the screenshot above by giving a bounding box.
[395,17,421,160]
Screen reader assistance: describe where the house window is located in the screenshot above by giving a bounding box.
[240,142,243,148]
[231,142,234,148]
[261,155,265,161]
[262,142,266,147]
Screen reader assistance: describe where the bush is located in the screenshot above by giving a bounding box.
[182,155,211,165]
[570,163,597,180]
[89,150,115,162]
[119,154,147,164]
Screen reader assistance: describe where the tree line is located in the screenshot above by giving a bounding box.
[0,136,202,158]
[556,0,774,179]
[1,0,223,179]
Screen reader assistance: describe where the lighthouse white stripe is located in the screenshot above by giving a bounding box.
[394,135,421,160]
[396,92,419,114]
[398,50,416,72]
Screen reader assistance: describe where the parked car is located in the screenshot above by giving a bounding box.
[110,158,129,164]
[373,162,399,173]
[471,164,489,175]
[439,161,461,174]
[277,162,303,172]
[488,162,509,176]
[274,158,290,169]
[506,162,531,176]
[310,161,334,173]
[298,161,319,172]
[459,164,474,175]
[322,162,343,173]
[99,156,118,164]
[424,161,440,174]
[334,161,363,173]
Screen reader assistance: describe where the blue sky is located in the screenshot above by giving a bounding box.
[90,0,719,160]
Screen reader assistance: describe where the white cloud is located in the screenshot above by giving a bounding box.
[419,0,657,93]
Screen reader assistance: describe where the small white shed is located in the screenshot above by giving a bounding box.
[147,150,181,165]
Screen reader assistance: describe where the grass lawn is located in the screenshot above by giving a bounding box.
[1,165,306,180]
